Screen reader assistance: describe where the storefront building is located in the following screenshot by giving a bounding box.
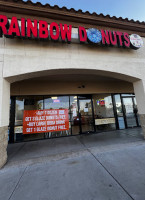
[11,94,140,142]
[0,0,145,168]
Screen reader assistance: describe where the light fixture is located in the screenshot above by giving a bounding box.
[78,85,85,89]
[74,96,77,99]
[51,97,57,100]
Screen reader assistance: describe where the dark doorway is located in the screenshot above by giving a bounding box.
[78,96,95,134]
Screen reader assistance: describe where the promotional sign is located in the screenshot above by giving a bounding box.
[96,99,105,106]
[14,126,23,133]
[23,109,69,134]
[95,118,115,125]
[0,14,143,50]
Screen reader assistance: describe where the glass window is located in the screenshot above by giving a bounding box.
[121,94,135,97]
[44,96,69,109]
[15,97,24,126]
[44,96,71,138]
[122,97,137,128]
[24,96,43,110]
[79,99,94,133]
[15,96,44,142]
[93,94,116,132]
[114,94,125,129]
[14,96,71,141]
[70,96,79,135]
[134,97,140,126]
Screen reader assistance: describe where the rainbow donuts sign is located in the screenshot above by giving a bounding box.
[78,27,143,50]
[0,15,143,50]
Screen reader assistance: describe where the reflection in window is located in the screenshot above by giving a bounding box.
[24,97,43,110]
[15,96,44,142]
[44,96,71,138]
[15,97,24,126]
[121,94,135,97]
[123,97,137,128]
[79,99,94,133]
[44,96,69,109]
[70,96,79,135]
[93,94,114,118]
[93,94,116,132]
[114,94,125,129]
[134,97,140,126]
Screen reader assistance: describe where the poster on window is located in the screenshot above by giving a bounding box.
[23,109,69,134]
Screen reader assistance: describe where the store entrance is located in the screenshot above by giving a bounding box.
[9,93,140,143]
[78,96,95,134]
[122,96,140,128]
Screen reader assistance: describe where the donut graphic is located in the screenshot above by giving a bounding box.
[87,28,102,44]
[130,34,143,49]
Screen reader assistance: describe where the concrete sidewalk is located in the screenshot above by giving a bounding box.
[7,128,143,167]
[1,128,145,200]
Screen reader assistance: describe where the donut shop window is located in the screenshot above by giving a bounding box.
[93,94,116,132]
[14,96,44,142]
[44,96,71,138]
[14,95,71,142]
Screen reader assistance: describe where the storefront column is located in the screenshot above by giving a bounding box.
[0,77,10,168]
[133,80,145,139]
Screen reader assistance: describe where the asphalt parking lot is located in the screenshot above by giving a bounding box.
[0,128,145,200]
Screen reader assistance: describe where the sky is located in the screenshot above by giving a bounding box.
[29,0,145,22]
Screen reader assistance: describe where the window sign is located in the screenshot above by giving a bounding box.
[84,108,89,112]
[15,126,23,133]
[96,99,105,106]
[95,118,115,125]
[23,109,69,134]
[53,99,60,103]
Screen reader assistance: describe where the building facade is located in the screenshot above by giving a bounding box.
[0,0,145,168]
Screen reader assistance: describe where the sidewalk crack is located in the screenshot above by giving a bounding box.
[8,166,27,200]
[78,138,135,200]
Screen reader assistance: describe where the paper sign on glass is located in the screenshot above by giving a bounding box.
[23,109,69,134]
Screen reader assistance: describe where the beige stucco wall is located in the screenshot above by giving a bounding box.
[0,38,10,168]
[2,36,145,83]
[0,33,144,126]
[11,80,134,96]
[0,39,10,128]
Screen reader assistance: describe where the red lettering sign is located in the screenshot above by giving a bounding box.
[8,16,20,37]
[109,31,117,46]
[123,32,130,47]
[0,15,8,36]
[21,18,26,37]
[27,19,38,38]
[78,26,87,43]
[49,22,60,41]
[116,31,123,47]
[0,14,142,50]
[23,109,69,134]
[101,30,110,45]
[60,23,72,42]
[39,20,49,39]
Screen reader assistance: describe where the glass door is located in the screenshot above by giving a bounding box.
[122,97,137,128]
[78,98,94,133]
[114,94,125,129]
[133,97,140,126]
